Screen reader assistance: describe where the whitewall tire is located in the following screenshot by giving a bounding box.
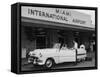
[44,59,54,69]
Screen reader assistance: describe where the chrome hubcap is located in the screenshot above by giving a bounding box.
[46,60,52,68]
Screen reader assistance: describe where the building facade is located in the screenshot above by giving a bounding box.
[21,6,95,58]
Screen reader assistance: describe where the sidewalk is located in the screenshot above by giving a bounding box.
[21,58,29,65]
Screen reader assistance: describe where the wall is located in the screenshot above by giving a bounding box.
[21,26,36,58]
[47,29,58,48]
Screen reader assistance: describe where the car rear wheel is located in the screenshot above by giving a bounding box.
[45,59,54,69]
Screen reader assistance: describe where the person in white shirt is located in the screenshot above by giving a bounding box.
[73,40,78,49]
[80,44,85,49]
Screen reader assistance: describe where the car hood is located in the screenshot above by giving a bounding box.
[29,48,58,55]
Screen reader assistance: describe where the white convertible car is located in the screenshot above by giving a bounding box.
[28,43,87,68]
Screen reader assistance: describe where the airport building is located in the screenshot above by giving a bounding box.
[21,6,95,58]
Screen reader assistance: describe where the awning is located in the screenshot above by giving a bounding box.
[21,17,95,32]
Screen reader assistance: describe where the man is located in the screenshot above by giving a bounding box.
[73,40,78,49]
[80,44,85,49]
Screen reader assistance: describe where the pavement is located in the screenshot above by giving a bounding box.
[21,52,95,71]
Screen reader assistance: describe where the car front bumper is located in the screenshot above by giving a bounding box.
[28,56,45,65]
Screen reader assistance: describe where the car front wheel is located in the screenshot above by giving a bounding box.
[44,59,54,69]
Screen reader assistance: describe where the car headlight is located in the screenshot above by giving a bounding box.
[29,52,35,56]
[39,53,42,57]
[32,53,36,56]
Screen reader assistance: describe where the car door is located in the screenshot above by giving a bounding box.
[59,48,76,63]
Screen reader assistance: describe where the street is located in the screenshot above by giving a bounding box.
[21,52,95,71]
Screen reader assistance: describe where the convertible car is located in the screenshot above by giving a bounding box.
[28,43,87,68]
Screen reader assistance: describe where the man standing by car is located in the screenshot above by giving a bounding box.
[73,40,78,49]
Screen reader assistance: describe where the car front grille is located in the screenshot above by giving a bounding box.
[28,56,38,62]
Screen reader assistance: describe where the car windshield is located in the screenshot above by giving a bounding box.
[53,43,67,49]
[53,43,61,49]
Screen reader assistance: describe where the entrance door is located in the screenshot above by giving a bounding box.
[36,37,46,49]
